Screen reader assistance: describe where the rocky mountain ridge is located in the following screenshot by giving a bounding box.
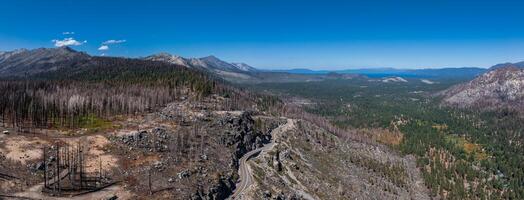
[144,53,258,81]
[441,65,524,111]
[144,53,258,73]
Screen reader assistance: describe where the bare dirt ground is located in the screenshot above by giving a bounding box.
[0,135,49,165]
[59,135,118,173]
[11,183,133,200]
[0,126,133,199]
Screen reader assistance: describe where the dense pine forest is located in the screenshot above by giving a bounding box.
[251,78,524,199]
[0,56,281,132]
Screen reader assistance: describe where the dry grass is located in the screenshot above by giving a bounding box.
[445,135,488,161]
[357,128,404,146]
[375,130,404,146]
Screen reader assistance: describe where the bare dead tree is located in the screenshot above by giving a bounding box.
[43,147,47,188]
[56,143,60,194]
[148,168,152,195]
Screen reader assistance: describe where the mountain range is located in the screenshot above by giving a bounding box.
[143,53,258,81]
[0,47,502,83]
[144,53,258,73]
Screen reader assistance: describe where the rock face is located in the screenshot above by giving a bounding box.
[0,47,91,77]
[190,112,278,199]
[119,128,171,152]
[441,65,524,111]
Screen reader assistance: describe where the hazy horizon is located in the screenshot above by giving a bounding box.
[0,45,510,70]
[2,0,524,69]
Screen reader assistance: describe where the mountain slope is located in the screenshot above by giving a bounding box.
[144,53,258,82]
[243,119,430,199]
[144,52,192,67]
[0,47,91,77]
[441,65,524,111]
[489,61,524,70]
[231,62,257,72]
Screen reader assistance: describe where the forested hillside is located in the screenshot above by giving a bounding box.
[252,77,524,199]
[0,54,285,135]
[1,57,211,129]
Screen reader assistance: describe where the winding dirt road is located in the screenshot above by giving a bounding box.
[229,118,294,199]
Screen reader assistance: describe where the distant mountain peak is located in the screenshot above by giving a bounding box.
[144,53,258,74]
[200,55,219,60]
[145,53,190,67]
[58,46,76,52]
[152,52,176,58]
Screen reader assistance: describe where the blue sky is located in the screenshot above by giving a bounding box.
[1,0,524,69]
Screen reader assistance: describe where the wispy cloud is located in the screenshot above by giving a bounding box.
[52,38,87,47]
[98,45,109,51]
[62,32,75,35]
[102,39,126,45]
[97,39,126,51]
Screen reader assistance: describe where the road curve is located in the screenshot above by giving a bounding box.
[229,118,294,199]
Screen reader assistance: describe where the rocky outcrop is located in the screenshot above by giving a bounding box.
[118,128,171,152]
[245,119,431,200]
[192,112,280,199]
[191,176,236,200]
[440,66,524,111]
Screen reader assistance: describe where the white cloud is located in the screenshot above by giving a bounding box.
[62,32,75,35]
[98,45,109,51]
[98,39,126,51]
[51,38,86,47]
[102,39,126,45]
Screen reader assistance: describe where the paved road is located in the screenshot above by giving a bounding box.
[229,119,294,199]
